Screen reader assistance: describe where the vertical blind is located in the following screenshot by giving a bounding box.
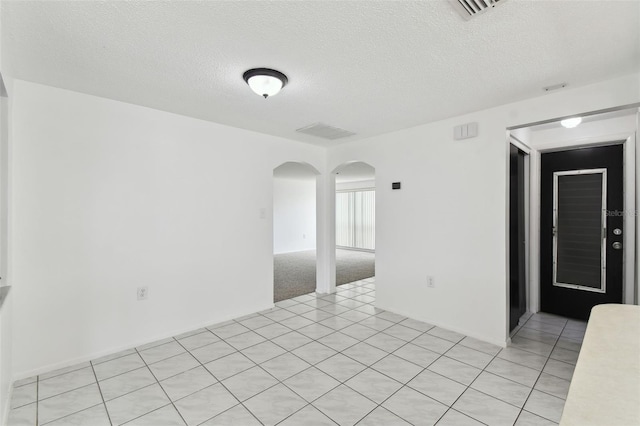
[336,190,375,250]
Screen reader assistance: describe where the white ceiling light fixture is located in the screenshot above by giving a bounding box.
[243,68,288,99]
[561,117,582,128]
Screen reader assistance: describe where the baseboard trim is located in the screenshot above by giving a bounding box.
[12,303,275,381]
[336,246,375,254]
[2,384,12,426]
[374,302,508,348]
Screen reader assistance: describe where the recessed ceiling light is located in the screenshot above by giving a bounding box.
[561,117,582,128]
[243,68,288,99]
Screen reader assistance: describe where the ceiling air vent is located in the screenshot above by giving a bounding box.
[296,123,356,140]
[449,0,506,20]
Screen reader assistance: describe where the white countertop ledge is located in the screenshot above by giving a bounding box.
[560,304,640,426]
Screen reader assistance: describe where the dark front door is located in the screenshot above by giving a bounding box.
[510,145,526,331]
[540,144,623,320]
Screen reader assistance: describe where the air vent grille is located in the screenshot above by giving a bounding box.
[296,123,356,140]
[449,0,505,20]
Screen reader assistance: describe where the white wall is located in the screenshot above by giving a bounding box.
[327,73,640,346]
[0,91,12,426]
[529,114,637,149]
[7,72,640,379]
[273,177,316,254]
[10,80,325,378]
[336,179,375,191]
[0,6,14,420]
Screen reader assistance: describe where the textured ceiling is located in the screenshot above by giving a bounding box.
[2,1,639,146]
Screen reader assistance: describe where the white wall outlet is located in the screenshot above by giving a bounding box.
[259,208,266,219]
[427,276,435,288]
[137,286,149,301]
[303,233,306,239]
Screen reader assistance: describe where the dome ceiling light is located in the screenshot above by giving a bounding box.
[561,117,582,128]
[243,68,288,99]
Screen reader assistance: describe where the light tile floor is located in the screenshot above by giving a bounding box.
[7,278,586,425]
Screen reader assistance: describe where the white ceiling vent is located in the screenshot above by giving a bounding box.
[449,0,506,20]
[296,123,356,140]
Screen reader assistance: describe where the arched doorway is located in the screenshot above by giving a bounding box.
[332,161,376,289]
[273,162,320,302]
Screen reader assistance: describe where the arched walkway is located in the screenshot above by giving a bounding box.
[273,162,320,302]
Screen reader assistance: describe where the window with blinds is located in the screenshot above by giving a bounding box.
[336,190,375,250]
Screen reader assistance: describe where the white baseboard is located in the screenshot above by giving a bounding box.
[2,384,12,426]
[374,302,508,348]
[12,303,275,381]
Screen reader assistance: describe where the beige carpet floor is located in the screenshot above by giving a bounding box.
[273,248,375,302]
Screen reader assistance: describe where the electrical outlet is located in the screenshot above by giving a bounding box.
[137,286,149,301]
[303,233,306,239]
[427,276,435,288]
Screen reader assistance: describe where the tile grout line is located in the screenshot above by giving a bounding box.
[513,312,572,424]
[338,319,467,425]
[512,330,552,424]
[170,337,266,426]
[89,360,113,426]
[39,404,106,426]
[35,376,39,426]
[432,338,506,426]
[29,282,416,424]
[208,281,479,425]
[19,282,394,423]
[277,325,424,424]
[10,279,582,426]
[35,347,258,410]
[210,282,560,424]
[132,347,191,426]
[448,316,575,421]
[247,293,559,426]
[15,281,376,424]
[9,284,375,390]
[193,281,413,425]
[213,318,380,424]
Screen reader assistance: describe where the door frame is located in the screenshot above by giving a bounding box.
[533,134,636,309]
[526,134,637,312]
[506,107,638,340]
[508,138,531,334]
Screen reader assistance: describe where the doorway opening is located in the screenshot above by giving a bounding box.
[507,107,638,329]
[273,162,319,302]
[333,162,376,287]
[509,144,528,331]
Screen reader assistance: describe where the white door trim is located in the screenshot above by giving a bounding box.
[531,134,637,309]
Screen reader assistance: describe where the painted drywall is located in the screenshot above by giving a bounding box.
[0,294,11,424]
[336,179,376,192]
[0,9,14,416]
[10,80,325,378]
[327,73,640,346]
[0,92,12,426]
[273,177,316,254]
[7,73,640,379]
[529,114,637,149]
